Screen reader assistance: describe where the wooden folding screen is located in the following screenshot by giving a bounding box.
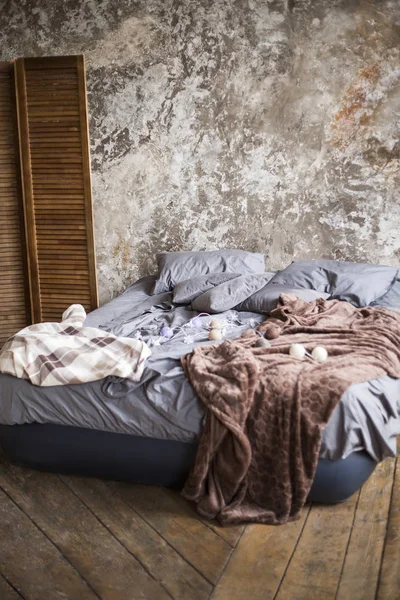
[0,55,98,347]
[0,63,30,348]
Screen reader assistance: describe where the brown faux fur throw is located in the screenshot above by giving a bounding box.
[181,295,400,526]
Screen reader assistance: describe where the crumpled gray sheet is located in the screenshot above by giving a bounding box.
[0,275,399,462]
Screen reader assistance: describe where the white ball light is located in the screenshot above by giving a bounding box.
[312,346,328,362]
[209,319,222,330]
[208,329,222,341]
[289,343,306,359]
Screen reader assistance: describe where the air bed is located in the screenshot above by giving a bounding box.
[1,254,399,508]
[0,422,377,503]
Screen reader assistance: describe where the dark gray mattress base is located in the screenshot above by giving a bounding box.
[0,423,377,504]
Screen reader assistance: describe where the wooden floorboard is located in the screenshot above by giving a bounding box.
[0,573,24,600]
[0,455,399,600]
[275,491,360,599]
[60,475,212,600]
[211,506,311,600]
[0,461,170,600]
[336,459,395,600]
[0,486,98,600]
[168,490,245,548]
[377,457,400,599]
[108,480,232,585]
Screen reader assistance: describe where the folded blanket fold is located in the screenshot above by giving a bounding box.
[0,304,151,386]
[181,295,400,526]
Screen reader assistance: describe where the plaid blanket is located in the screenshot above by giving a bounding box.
[0,304,151,386]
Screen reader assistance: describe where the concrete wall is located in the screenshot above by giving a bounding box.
[2,0,400,303]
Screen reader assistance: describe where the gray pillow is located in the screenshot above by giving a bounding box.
[173,272,240,304]
[270,259,398,307]
[191,273,273,314]
[235,283,330,314]
[152,250,265,295]
[371,279,400,310]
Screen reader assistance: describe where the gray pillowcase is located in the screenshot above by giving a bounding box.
[270,259,398,307]
[235,283,330,314]
[152,250,265,294]
[192,273,273,314]
[371,279,400,311]
[173,272,240,304]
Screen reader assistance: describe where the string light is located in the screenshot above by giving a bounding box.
[133,312,259,347]
[134,315,329,360]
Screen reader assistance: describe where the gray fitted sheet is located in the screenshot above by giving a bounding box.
[0,275,399,461]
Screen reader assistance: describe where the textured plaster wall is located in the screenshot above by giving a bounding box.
[2,0,400,303]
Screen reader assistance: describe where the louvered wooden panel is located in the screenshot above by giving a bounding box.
[0,63,30,347]
[15,55,98,323]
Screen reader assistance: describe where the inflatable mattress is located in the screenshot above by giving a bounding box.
[1,267,399,504]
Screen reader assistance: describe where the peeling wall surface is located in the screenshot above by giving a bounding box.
[2,0,400,303]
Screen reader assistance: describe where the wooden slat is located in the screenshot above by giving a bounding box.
[34,207,85,212]
[36,291,90,298]
[25,128,80,136]
[0,318,28,328]
[377,457,400,599]
[25,74,79,81]
[28,131,81,138]
[30,157,83,163]
[40,281,92,289]
[0,304,26,313]
[38,259,89,266]
[28,117,81,124]
[28,96,79,102]
[14,58,41,324]
[76,55,98,310]
[0,62,30,348]
[15,55,98,323]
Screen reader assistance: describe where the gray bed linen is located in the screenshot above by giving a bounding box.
[371,278,400,309]
[173,273,240,304]
[191,273,274,313]
[321,376,400,460]
[0,275,399,462]
[270,259,398,307]
[235,284,330,313]
[153,250,265,294]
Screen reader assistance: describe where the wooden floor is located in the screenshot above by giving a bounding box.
[0,452,399,600]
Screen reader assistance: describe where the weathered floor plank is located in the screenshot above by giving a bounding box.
[108,481,232,584]
[168,489,245,548]
[211,506,311,600]
[0,486,98,600]
[377,457,400,599]
[0,462,170,600]
[275,492,360,600]
[61,474,212,600]
[207,521,245,548]
[336,458,395,600]
[0,573,24,600]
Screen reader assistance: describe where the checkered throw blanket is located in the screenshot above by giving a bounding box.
[0,304,151,386]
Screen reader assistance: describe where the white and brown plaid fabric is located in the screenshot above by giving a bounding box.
[0,304,151,386]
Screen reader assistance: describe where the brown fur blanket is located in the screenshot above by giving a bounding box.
[181,295,400,526]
